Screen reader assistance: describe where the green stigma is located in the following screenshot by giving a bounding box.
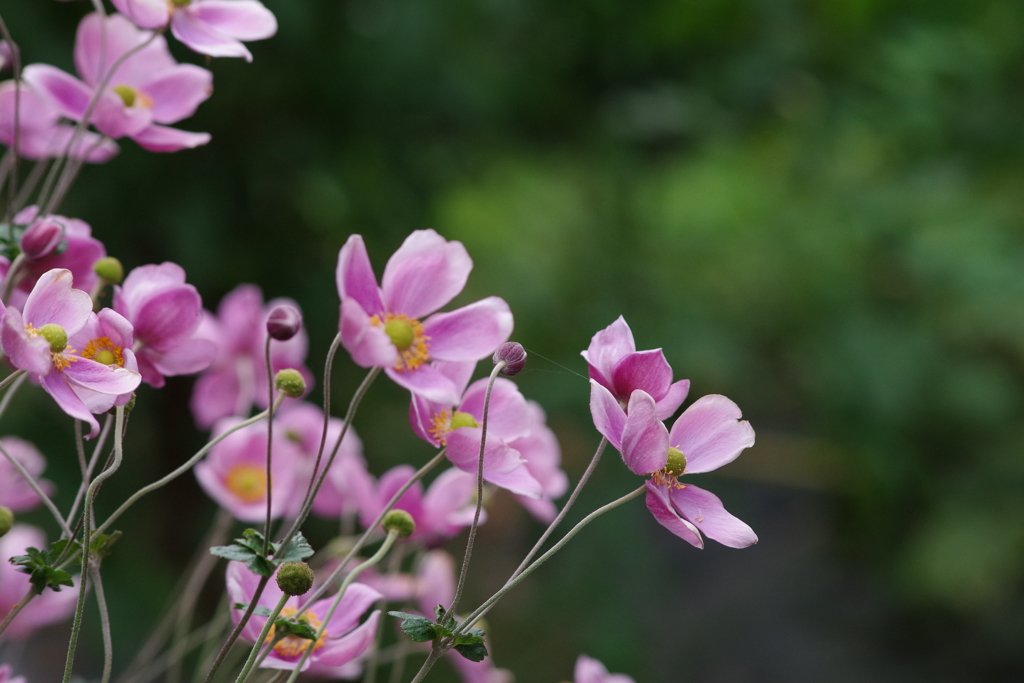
[94,350,116,365]
[171,0,191,6]
[449,411,478,430]
[38,324,68,353]
[665,447,687,476]
[384,318,415,350]
[112,85,136,107]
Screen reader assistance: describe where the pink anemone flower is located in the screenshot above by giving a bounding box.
[226,562,381,675]
[111,0,277,62]
[590,381,757,549]
[0,269,141,436]
[582,316,689,419]
[24,13,212,153]
[509,401,568,523]
[0,437,54,513]
[113,262,216,387]
[190,285,313,429]
[574,655,636,683]
[337,230,513,406]
[0,525,78,639]
[409,360,543,498]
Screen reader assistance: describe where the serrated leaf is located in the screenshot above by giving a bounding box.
[455,631,485,646]
[246,555,275,578]
[454,642,488,662]
[274,618,318,640]
[233,602,274,617]
[388,612,438,642]
[89,531,122,559]
[209,545,256,562]
[10,547,76,594]
[273,532,314,564]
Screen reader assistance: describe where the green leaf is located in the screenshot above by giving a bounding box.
[9,546,77,594]
[454,642,488,662]
[455,629,486,646]
[233,602,274,617]
[274,617,318,640]
[89,531,122,559]
[388,612,439,642]
[210,529,276,577]
[273,532,314,564]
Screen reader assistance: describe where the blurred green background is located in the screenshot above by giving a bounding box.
[4,0,1024,680]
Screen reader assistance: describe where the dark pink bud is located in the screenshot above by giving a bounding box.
[266,305,303,341]
[19,218,63,260]
[493,341,526,377]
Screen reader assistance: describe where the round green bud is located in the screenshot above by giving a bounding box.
[112,85,136,108]
[384,318,415,351]
[93,257,124,284]
[449,411,478,431]
[381,509,416,538]
[275,369,306,398]
[276,562,314,596]
[38,324,68,353]
[665,446,687,476]
[0,506,13,537]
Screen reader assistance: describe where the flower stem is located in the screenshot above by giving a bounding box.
[66,414,114,536]
[92,565,114,683]
[203,575,271,683]
[447,360,504,618]
[0,588,36,639]
[263,336,274,557]
[234,592,289,683]
[0,369,25,393]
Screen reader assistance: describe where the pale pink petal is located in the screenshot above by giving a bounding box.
[1,308,52,376]
[620,390,668,476]
[75,13,171,86]
[313,582,382,636]
[312,610,380,667]
[669,484,757,548]
[40,372,100,437]
[458,376,531,440]
[23,269,92,334]
[581,316,635,392]
[644,481,702,548]
[190,369,240,428]
[336,234,384,316]
[171,10,253,61]
[422,297,513,362]
[64,358,141,395]
[110,0,170,30]
[515,495,558,523]
[141,65,213,124]
[575,655,636,683]
[131,124,211,152]
[416,550,455,615]
[145,337,217,377]
[22,64,91,120]
[191,0,277,40]
[611,349,672,402]
[385,364,460,405]
[410,392,446,445]
[340,296,397,368]
[654,379,690,420]
[381,230,472,319]
[588,380,625,451]
[479,461,543,498]
[421,467,477,539]
[668,394,755,474]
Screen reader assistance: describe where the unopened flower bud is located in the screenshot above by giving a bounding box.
[20,218,64,260]
[38,324,68,353]
[381,509,415,538]
[493,342,526,377]
[275,369,306,398]
[93,257,124,284]
[0,506,13,537]
[266,305,303,341]
[276,561,314,596]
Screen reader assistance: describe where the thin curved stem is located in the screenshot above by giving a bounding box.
[300,334,341,508]
[0,440,72,537]
[65,415,114,539]
[263,336,274,556]
[0,369,25,393]
[92,565,114,683]
[0,372,27,422]
[202,575,270,683]
[234,592,289,683]
[0,588,36,639]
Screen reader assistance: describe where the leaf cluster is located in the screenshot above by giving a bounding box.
[387,606,488,662]
[9,539,80,594]
[209,529,313,577]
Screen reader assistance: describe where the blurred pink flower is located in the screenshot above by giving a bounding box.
[0,664,26,683]
[337,230,513,405]
[24,13,212,152]
[190,285,313,429]
[590,382,757,549]
[509,401,568,523]
[0,525,78,639]
[0,437,54,513]
[574,655,635,683]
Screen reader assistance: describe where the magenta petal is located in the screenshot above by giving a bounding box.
[620,390,669,476]
[316,583,383,636]
[64,358,141,395]
[110,0,170,29]
[134,285,203,350]
[481,460,543,498]
[422,468,477,537]
[146,337,217,377]
[381,229,472,319]
[191,0,277,40]
[422,297,513,362]
[23,269,92,334]
[416,550,455,614]
[611,349,672,403]
[171,10,253,61]
[669,484,757,548]
[588,380,625,450]
[581,316,635,389]
[142,65,213,124]
[22,64,92,120]
[409,392,446,445]
[644,481,702,548]
[2,308,52,376]
[669,394,755,474]
[385,364,460,405]
[516,496,558,523]
[131,124,211,152]
[655,379,690,420]
[458,377,531,440]
[340,297,397,368]
[41,372,100,437]
[190,369,240,428]
[314,610,380,667]
[336,235,384,316]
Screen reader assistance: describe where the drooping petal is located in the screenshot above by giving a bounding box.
[381,230,472,319]
[336,235,384,317]
[109,0,170,30]
[63,357,141,395]
[668,394,755,474]
[385,364,460,406]
[23,269,92,335]
[669,483,757,548]
[644,481,702,548]
[339,297,397,368]
[422,297,513,362]
[171,10,253,61]
[142,65,213,124]
[1,308,52,376]
[190,0,277,40]
[40,372,100,437]
[611,348,672,403]
[620,390,669,476]
[654,379,690,420]
[580,316,635,392]
[588,380,625,451]
[131,124,211,152]
[446,430,542,497]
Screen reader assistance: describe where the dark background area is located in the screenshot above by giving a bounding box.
[4,0,1024,680]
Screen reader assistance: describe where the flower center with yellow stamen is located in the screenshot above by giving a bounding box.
[265,606,327,658]
[650,446,687,489]
[25,323,79,371]
[225,465,268,504]
[370,313,430,372]
[428,409,477,446]
[81,337,125,367]
[112,84,154,109]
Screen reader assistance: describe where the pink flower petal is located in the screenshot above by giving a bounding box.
[1,308,52,376]
[644,481,702,548]
[190,369,241,429]
[63,357,141,395]
[620,390,668,476]
[145,336,217,378]
[312,610,380,667]
[131,124,211,152]
[110,0,170,30]
[416,550,455,614]
[22,64,92,121]
[340,296,397,368]
[75,13,174,87]
[381,229,472,320]
[133,284,204,350]
[171,9,253,61]
[588,380,625,451]
[668,394,755,474]
[611,348,672,402]
[574,655,636,683]
[669,484,757,548]
[142,64,213,124]
[190,0,277,40]
[23,269,92,335]
[654,379,689,420]
[336,234,384,317]
[40,372,100,437]
[422,297,513,362]
[581,316,635,392]
[314,582,382,636]
[385,363,460,405]
[458,376,531,441]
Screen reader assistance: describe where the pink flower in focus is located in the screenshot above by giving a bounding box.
[510,401,568,523]
[0,80,118,162]
[337,230,513,405]
[574,655,636,683]
[0,525,78,639]
[0,269,141,436]
[225,562,381,675]
[194,417,303,522]
[582,316,689,419]
[409,361,543,498]
[66,308,141,413]
[24,13,212,152]
[111,0,277,62]
[0,437,55,513]
[590,381,757,549]
[113,262,216,387]
[190,285,313,429]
